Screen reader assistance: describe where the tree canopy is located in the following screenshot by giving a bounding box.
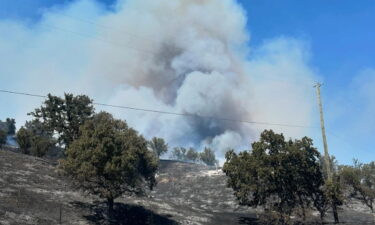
[186,148,199,162]
[16,127,31,154]
[340,160,375,213]
[0,118,16,135]
[171,146,217,166]
[223,130,325,223]
[29,93,94,148]
[171,147,187,161]
[148,137,168,158]
[199,147,216,166]
[59,112,158,217]
[16,120,55,157]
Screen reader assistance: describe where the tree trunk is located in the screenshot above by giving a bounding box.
[320,210,324,223]
[298,195,306,221]
[332,203,339,224]
[107,197,114,220]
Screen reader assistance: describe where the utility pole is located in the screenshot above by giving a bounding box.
[314,82,332,180]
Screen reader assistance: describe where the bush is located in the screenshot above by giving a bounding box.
[30,136,53,157]
[16,121,55,157]
[16,127,32,154]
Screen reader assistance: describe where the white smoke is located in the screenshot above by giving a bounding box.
[0,0,319,161]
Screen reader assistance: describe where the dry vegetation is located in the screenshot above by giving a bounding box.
[0,148,374,225]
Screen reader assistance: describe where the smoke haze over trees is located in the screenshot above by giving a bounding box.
[0,0,322,163]
[171,146,217,166]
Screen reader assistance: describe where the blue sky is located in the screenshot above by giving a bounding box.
[2,0,373,84]
[0,0,374,164]
[2,0,373,81]
[242,0,375,89]
[240,0,375,164]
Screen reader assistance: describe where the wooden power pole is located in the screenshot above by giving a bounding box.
[314,83,332,180]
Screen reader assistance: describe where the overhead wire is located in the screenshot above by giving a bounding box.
[0,89,317,129]
[1,13,319,129]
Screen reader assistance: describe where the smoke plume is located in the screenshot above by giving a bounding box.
[0,0,318,161]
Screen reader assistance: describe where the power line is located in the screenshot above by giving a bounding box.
[0,89,46,98]
[0,89,316,129]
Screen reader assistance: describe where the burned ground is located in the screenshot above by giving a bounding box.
[0,149,374,225]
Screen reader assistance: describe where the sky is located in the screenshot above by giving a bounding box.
[0,0,374,165]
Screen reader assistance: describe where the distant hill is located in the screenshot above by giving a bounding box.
[0,149,374,225]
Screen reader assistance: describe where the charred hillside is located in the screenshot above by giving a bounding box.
[0,149,374,225]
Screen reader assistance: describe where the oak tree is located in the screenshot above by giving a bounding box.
[148,137,168,158]
[340,160,375,214]
[29,93,94,149]
[199,147,216,166]
[16,120,55,157]
[16,127,32,154]
[60,112,158,217]
[223,130,325,223]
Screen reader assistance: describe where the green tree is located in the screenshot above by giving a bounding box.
[59,112,158,218]
[320,155,338,180]
[16,127,32,154]
[16,120,55,157]
[0,129,6,148]
[148,137,168,158]
[25,119,53,138]
[324,176,343,224]
[340,160,375,215]
[186,148,199,162]
[199,147,216,166]
[319,155,343,223]
[30,135,54,157]
[5,118,16,135]
[223,130,325,224]
[29,93,94,149]
[171,147,187,161]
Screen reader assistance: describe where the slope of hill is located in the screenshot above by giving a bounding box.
[0,149,374,225]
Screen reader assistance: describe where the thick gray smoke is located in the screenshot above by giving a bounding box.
[0,0,318,161]
[88,0,316,157]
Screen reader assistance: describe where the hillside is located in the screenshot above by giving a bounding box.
[0,149,374,225]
